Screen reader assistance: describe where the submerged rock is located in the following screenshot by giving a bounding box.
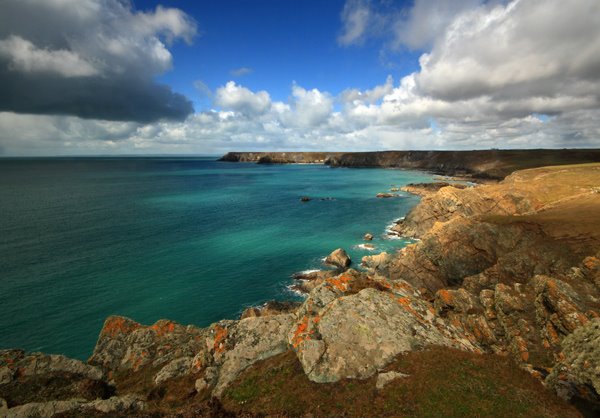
[324,248,351,270]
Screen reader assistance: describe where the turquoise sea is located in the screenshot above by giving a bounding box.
[0,157,432,359]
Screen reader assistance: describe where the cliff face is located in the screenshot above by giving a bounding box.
[2,163,600,417]
[221,149,600,179]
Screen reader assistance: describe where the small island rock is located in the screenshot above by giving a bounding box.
[324,248,351,270]
[363,233,374,241]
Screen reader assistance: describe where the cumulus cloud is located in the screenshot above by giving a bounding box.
[0,0,196,122]
[415,0,600,103]
[392,0,481,50]
[214,82,271,116]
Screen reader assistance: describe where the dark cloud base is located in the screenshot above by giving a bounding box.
[0,67,194,123]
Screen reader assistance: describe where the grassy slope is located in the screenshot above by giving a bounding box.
[221,348,580,417]
[483,163,600,255]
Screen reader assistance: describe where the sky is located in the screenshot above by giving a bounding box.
[0,0,599,155]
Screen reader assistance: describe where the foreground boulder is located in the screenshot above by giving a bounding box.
[546,319,600,411]
[0,351,107,408]
[288,271,480,383]
[324,248,351,270]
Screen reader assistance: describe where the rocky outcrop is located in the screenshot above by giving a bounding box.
[240,300,301,319]
[546,319,600,411]
[324,248,351,270]
[288,272,480,383]
[290,270,337,294]
[88,316,207,374]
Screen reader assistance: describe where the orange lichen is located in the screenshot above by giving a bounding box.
[192,356,204,371]
[515,337,529,362]
[396,296,425,322]
[583,256,600,270]
[131,349,149,371]
[437,289,454,305]
[151,321,177,336]
[292,315,319,349]
[213,325,228,354]
[101,317,140,338]
[327,275,352,292]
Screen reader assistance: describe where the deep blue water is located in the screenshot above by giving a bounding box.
[0,157,432,359]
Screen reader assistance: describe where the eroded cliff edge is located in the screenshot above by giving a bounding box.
[2,163,600,417]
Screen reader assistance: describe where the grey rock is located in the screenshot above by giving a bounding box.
[154,356,194,385]
[546,318,600,399]
[324,248,351,270]
[376,371,409,389]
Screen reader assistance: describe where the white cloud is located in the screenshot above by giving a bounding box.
[415,0,600,101]
[214,81,271,116]
[393,0,481,50]
[338,0,373,46]
[286,85,334,128]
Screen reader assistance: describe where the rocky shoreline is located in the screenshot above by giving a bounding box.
[2,163,600,417]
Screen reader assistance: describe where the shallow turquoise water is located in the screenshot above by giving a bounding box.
[0,157,432,359]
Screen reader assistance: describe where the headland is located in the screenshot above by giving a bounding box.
[220,149,600,179]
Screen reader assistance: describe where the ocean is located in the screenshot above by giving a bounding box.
[0,157,433,359]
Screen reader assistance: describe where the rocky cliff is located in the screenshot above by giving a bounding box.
[2,163,600,417]
[221,149,600,179]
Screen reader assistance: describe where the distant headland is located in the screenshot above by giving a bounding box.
[220,149,600,179]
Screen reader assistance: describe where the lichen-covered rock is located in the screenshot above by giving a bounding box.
[240,300,301,319]
[88,316,207,374]
[4,394,145,418]
[208,314,296,396]
[290,274,480,383]
[361,252,390,272]
[546,319,600,409]
[434,288,480,316]
[290,270,336,294]
[324,248,351,270]
[0,351,107,408]
[153,356,194,385]
[534,276,591,349]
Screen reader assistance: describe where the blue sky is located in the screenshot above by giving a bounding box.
[142,0,421,111]
[0,0,599,155]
